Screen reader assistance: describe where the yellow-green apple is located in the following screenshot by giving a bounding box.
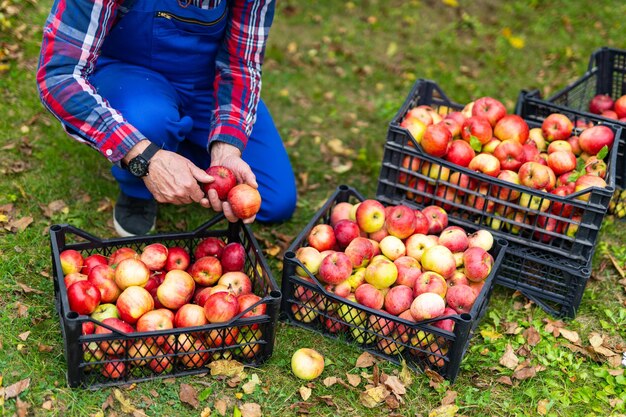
[91,303,119,325]
[157,270,195,310]
[547,151,577,176]
[461,116,493,145]
[88,264,120,303]
[461,101,475,118]
[291,348,325,380]
[177,334,209,368]
[364,257,398,289]
[493,140,523,171]
[95,317,134,355]
[204,165,237,200]
[291,301,319,323]
[482,138,501,154]
[527,127,547,152]
[189,256,222,286]
[174,303,208,328]
[519,192,551,212]
[114,258,150,290]
[383,285,413,315]
[518,161,552,189]
[351,325,376,345]
[547,140,572,154]
[347,268,366,291]
[433,307,457,332]
[421,245,456,279]
[217,271,252,296]
[164,246,190,271]
[194,237,225,259]
[446,139,475,167]
[140,243,168,271]
[413,271,447,298]
[108,247,138,266]
[349,202,360,221]
[60,249,84,275]
[355,283,384,309]
[204,292,239,323]
[421,123,452,157]
[136,309,174,346]
[83,253,108,275]
[235,327,263,359]
[453,251,464,267]
[295,246,323,276]
[401,117,428,145]
[67,280,101,315]
[438,226,469,253]
[422,205,448,234]
[463,247,494,282]
[574,174,607,201]
[355,199,386,234]
[588,94,614,114]
[615,94,626,118]
[472,96,507,127]
[405,233,438,262]
[410,292,445,321]
[445,284,477,314]
[333,219,361,248]
[379,235,406,261]
[221,242,246,272]
[541,113,573,141]
[227,183,262,219]
[385,205,416,239]
[116,286,153,324]
[344,237,375,268]
[447,270,470,288]
[562,214,582,238]
[393,256,422,288]
[584,156,607,178]
[493,114,529,144]
[468,153,501,177]
[578,125,615,156]
[467,229,494,251]
[330,202,354,227]
[64,272,88,289]
[318,251,353,285]
[420,161,451,184]
[337,293,366,325]
[83,341,105,369]
[307,223,337,252]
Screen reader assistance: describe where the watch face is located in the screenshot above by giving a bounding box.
[128,157,148,177]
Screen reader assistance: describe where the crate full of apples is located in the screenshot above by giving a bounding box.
[377,79,621,266]
[280,185,507,382]
[51,215,280,388]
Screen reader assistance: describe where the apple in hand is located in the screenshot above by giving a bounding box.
[204,165,237,200]
[67,280,101,315]
[291,348,325,380]
[227,184,262,219]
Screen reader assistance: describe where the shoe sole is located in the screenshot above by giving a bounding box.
[113,207,156,238]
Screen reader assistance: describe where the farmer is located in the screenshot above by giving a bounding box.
[36,0,296,237]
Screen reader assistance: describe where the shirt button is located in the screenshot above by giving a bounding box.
[105,149,112,156]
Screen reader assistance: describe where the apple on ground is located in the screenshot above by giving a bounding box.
[291,348,325,380]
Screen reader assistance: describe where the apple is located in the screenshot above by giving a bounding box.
[421,205,448,234]
[344,237,375,269]
[347,268,366,291]
[126,340,159,366]
[189,255,222,286]
[481,138,501,154]
[463,247,494,282]
[461,116,493,145]
[88,264,121,303]
[493,114,529,144]
[472,97,507,127]
[64,272,88,289]
[541,113,573,141]
[405,106,434,126]
[547,140,572,154]
[410,292,445,321]
[318,251,353,285]
[295,246,323,276]
[385,205,416,239]
[520,142,541,164]
[108,247,138,266]
[413,271,447,298]
[433,307,457,332]
[204,165,237,200]
[368,313,396,337]
[421,123,452,157]
[493,140,524,171]
[217,271,253,296]
[238,293,267,321]
[588,94,614,114]
[368,225,389,243]
[333,219,361,248]
[406,178,434,205]
[492,170,521,201]
[527,127,547,152]
[446,284,478,314]
[205,326,240,348]
[116,286,153,324]
[584,156,607,178]
[421,245,456,279]
[157,270,195,310]
[420,161,451,184]
[67,280,101,315]
[136,309,174,346]
[600,108,616,119]
[235,327,263,359]
[307,223,336,252]
[413,210,430,234]
[291,301,319,323]
[403,117,429,145]
[468,153,501,177]
[574,174,607,201]
[445,139,475,167]
[438,226,469,253]
[519,192,551,212]
[447,271,470,288]
[439,118,462,138]
[354,283,384,309]
[291,348,325,380]
[330,202,354,226]
[364,257,398,289]
[393,256,422,288]
[379,235,406,261]
[405,233,438,262]
[101,359,126,380]
[177,335,210,368]
[139,243,168,271]
[174,303,209,328]
[147,349,174,374]
[383,285,413,316]
[194,237,225,259]
[91,302,119,323]
[355,199,386,233]
[114,258,150,291]
[95,317,134,355]
[578,125,615,156]
[615,94,626,118]
[227,184,262,219]
[82,254,108,275]
[467,229,494,251]
[518,161,552,189]
[59,249,84,275]
[547,151,577,176]
[204,291,240,323]
[221,242,246,272]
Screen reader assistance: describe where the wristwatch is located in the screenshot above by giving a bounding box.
[126,142,161,177]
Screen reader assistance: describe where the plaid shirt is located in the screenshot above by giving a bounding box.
[36,0,274,162]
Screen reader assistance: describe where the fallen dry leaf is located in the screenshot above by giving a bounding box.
[200,407,212,417]
[558,328,580,344]
[209,360,245,378]
[15,302,29,318]
[441,390,458,406]
[355,352,376,368]
[359,385,389,408]
[385,394,400,409]
[242,374,261,394]
[16,282,43,294]
[399,359,414,385]
[299,386,312,401]
[18,331,30,341]
[114,389,138,414]
[502,321,521,335]
[214,398,228,416]
[496,376,513,386]
[382,375,406,400]
[523,327,541,346]
[15,397,30,417]
[589,332,604,348]
[322,376,339,387]
[428,404,459,417]
[346,373,361,387]
[179,383,199,409]
[500,344,519,370]
[239,402,262,417]
[512,366,536,380]
[537,398,550,415]
[7,216,33,233]
[4,378,30,399]
[41,400,53,410]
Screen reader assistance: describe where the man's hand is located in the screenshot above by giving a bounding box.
[207,142,258,223]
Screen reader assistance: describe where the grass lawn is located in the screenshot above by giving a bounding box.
[1,0,625,416]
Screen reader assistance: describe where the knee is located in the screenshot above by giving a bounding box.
[257,182,297,223]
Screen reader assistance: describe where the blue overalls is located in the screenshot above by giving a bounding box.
[89,0,297,222]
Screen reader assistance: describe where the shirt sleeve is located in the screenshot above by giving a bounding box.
[210,0,275,153]
[36,0,146,163]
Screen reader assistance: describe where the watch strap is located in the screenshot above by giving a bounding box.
[139,142,161,162]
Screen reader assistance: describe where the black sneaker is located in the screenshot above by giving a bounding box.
[113,193,158,237]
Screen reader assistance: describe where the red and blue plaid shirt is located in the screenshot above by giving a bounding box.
[36,0,274,163]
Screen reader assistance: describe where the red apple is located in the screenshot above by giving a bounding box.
[472,97,507,127]
[445,284,477,314]
[493,140,524,171]
[204,292,240,323]
[177,334,210,368]
[238,293,267,326]
[330,202,354,227]
[615,94,626,118]
[383,205,415,239]
[64,272,88,289]
[217,271,253,296]
[95,317,134,355]
[439,118,462,138]
[333,219,361,248]
[355,199,386,234]
[163,246,190,271]
[421,205,448,234]
[410,292,445,321]
[468,153,501,177]
[547,151,577,176]
[446,139,476,167]
[220,242,246,272]
[492,170,521,201]
[547,140,572,154]
[189,256,222,286]
[174,304,209,328]
[413,271,447,298]
[393,255,422,288]
[114,258,150,290]
[193,286,214,307]
[406,178,434,205]
[413,209,430,234]
[383,285,414,316]
[344,237,375,269]
[588,94,614,114]
[518,161,552,189]
[438,226,469,252]
[108,247,138,266]
[520,142,541,164]
[88,264,121,303]
[541,113,573,142]
[318,252,353,285]
[227,184,262,219]
[578,125,615,156]
[307,223,336,252]
[136,309,174,346]
[82,254,108,275]
[140,243,168,271]
[194,237,225,259]
[461,116,493,145]
[59,249,84,275]
[574,174,607,201]
[204,165,237,200]
[493,114,529,144]
[433,307,457,332]
[67,280,101,315]
[463,247,494,282]
[116,286,154,324]
[421,123,452,157]
[584,156,607,178]
[157,270,195,310]
[354,283,384,310]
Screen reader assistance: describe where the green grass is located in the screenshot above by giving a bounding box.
[1,0,626,416]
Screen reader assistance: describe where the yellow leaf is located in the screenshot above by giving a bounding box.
[200,407,212,417]
[442,0,459,7]
[299,386,312,401]
[114,389,137,414]
[537,399,550,415]
[0,214,8,222]
[360,386,389,408]
[242,374,260,395]
[235,392,243,399]
[386,42,398,57]
[209,360,245,378]
[429,404,459,417]
[508,36,525,49]
[501,27,512,38]
[480,329,502,340]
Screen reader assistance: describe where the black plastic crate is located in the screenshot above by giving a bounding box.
[497,242,592,319]
[377,79,619,266]
[542,47,626,188]
[50,215,281,388]
[279,185,508,382]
